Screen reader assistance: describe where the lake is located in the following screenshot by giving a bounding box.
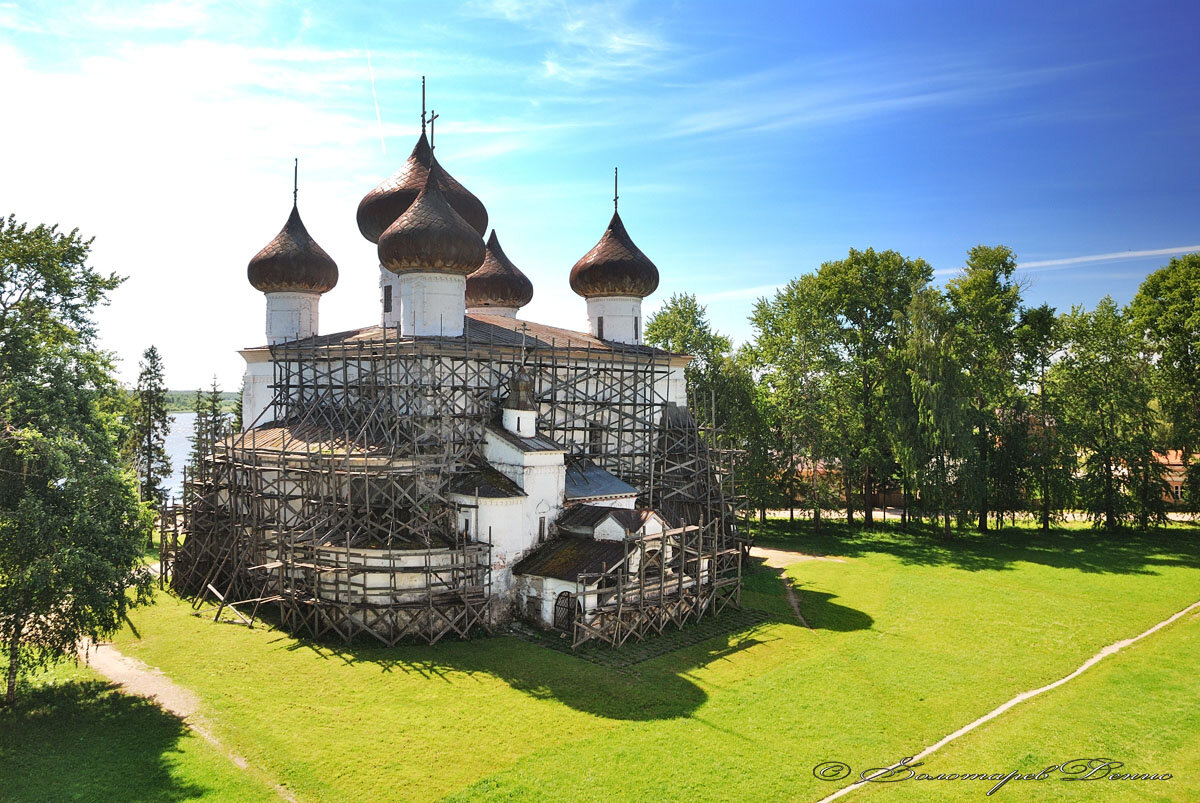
[165,411,195,500]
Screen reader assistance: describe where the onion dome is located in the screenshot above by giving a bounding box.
[356,133,488,243]
[466,231,535,310]
[247,204,338,294]
[569,211,659,299]
[377,162,486,275]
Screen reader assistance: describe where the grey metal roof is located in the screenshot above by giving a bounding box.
[564,460,639,501]
[512,536,627,582]
[558,504,654,534]
[486,424,564,453]
[448,462,525,499]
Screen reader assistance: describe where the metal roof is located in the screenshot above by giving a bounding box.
[558,504,656,534]
[564,460,639,501]
[512,536,626,582]
[486,424,564,453]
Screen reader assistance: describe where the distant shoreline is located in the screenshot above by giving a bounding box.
[165,390,238,413]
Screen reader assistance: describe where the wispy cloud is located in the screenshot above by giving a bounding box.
[465,0,675,84]
[1018,245,1200,271]
[664,57,1092,140]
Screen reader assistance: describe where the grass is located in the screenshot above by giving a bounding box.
[10,521,1200,801]
[0,661,278,802]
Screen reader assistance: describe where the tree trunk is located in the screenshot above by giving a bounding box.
[5,622,21,707]
[901,485,908,529]
[1041,464,1050,531]
[844,471,854,525]
[863,465,874,528]
[977,428,989,532]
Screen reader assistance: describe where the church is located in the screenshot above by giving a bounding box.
[170,114,742,648]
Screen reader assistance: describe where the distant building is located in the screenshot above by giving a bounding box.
[1156,450,1188,503]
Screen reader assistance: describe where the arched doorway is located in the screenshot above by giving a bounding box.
[553,591,580,631]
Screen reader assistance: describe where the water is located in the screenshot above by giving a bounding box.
[164,412,195,500]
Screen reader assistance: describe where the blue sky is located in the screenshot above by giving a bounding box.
[2,0,1198,387]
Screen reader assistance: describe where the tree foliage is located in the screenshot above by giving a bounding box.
[0,215,153,705]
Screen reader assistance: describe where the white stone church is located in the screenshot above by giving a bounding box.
[172,120,740,647]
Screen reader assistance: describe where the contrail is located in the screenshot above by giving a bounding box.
[366,50,386,155]
[1018,244,1200,271]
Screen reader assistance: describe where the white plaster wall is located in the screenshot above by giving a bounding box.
[585,295,643,344]
[502,408,537,437]
[397,272,466,337]
[592,514,664,542]
[450,493,525,595]
[239,350,275,429]
[467,306,518,317]
[380,265,401,327]
[520,465,564,555]
[573,494,636,510]
[305,545,465,605]
[264,291,319,345]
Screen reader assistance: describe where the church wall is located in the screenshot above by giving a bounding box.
[398,273,467,337]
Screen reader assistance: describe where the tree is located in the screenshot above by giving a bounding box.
[1055,297,1164,529]
[1017,304,1072,530]
[645,293,733,426]
[232,378,244,433]
[1131,253,1200,509]
[751,276,842,527]
[944,245,1023,531]
[817,248,932,526]
[904,287,972,540]
[188,388,208,481]
[130,345,172,510]
[187,377,228,485]
[0,215,153,705]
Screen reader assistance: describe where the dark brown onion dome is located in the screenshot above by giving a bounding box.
[466,231,534,309]
[569,211,659,298]
[356,132,488,243]
[377,162,486,275]
[247,204,338,294]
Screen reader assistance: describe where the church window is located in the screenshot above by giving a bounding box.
[538,516,546,543]
[634,316,640,341]
[383,285,392,313]
[596,316,604,339]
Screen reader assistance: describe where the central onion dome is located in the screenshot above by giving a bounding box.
[356,133,488,243]
[569,211,659,298]
[466,231,534,310]
[247,204,338,293]
[377,162,486,275]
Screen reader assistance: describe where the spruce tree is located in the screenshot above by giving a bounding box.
[131,345,172,509]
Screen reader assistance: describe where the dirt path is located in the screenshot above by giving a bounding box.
[814,598,1200,802]
[749,546,847,628]
[82,641,296,802]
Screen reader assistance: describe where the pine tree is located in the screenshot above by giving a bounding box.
[131,345,172,510]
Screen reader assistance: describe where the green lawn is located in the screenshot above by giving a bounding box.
[0,661,278,802]
[10,522,1200,801]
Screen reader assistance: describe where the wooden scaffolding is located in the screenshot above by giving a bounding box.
[166,317,743,646]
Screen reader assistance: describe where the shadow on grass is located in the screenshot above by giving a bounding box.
[272,630,712,721]
[748,519,1200,575]
[745,554,875,632]
[0,679,208,802]
[258,577,827,722]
